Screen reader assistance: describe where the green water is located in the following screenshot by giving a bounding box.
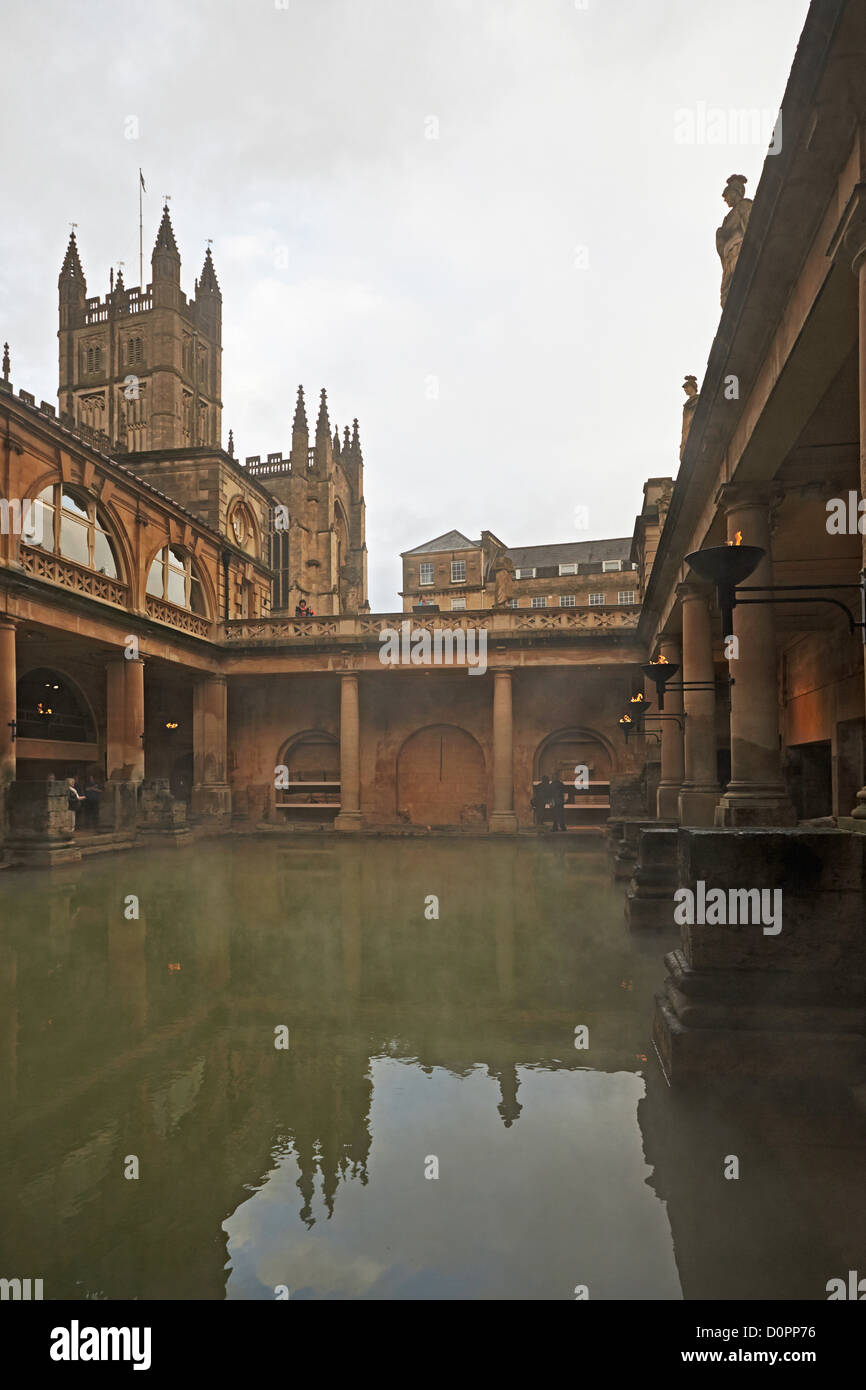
[0,838,863,1300]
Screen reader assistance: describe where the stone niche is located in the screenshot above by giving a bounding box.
[654,829,866,1083]
[4,780,81,866]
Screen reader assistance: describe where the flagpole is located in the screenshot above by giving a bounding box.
[139,170,143,289]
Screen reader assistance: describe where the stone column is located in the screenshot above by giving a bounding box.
[191,675,231,821]
[0,619,16,797]
[490,669,518,833]
[335,673,362,832]
[655,635,684,819]
[845,207,866,825]
[106,655,145,782]
[715,483,795,827]
[676,583,720,826]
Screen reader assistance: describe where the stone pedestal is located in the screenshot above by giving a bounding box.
[676,584,720,826]
[653,828,866,1082]
[625,827,678,929]
[612,816,660,880]
[98,780,139,832]
[489,669,518,833]
[335,673,363,832]
[714,485,796,827]
[4,781,81,867]
[137,778,189,845]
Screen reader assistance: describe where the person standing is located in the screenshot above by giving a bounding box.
[550,775,567,832]
[532,775,551,827]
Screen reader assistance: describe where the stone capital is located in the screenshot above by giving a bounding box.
[676,579,713,605]
[715,480,783,515]
[828,183,866,275]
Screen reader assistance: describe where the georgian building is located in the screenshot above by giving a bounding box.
[400,531,639,613]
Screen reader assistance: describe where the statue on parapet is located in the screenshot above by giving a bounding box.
[494,553,514,608]
[680,374,699,458]
[716,174,752,308]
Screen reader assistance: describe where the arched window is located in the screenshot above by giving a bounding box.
[127,337,135,364]
[16,668,96,743]
[87,347,94,372]
[33,485,119,579]
[134,338,142,363]
[146,546,206,614]
[94,346,102,372]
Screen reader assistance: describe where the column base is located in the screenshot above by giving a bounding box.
[489,812,519,834]
[190,784,232,822]
[677,786,720,827]
[714,786,796,827]
[334,811,363,833]
[656,783,682,820]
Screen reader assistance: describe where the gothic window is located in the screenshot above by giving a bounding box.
[147,545,206,614]
[135,337,142,363]
[87,347,94,372]
[268,511,290,611]
[33,484,119,579]
[94,346,102,372]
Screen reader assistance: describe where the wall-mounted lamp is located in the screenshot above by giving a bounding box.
[641,656,679,711]
[685,544,865,644]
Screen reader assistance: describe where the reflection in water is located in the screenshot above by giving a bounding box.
[0,839,863,1300]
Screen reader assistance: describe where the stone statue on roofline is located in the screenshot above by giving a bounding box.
[494,553,514,608]
[680,374,699,458]
[716,174,753,308]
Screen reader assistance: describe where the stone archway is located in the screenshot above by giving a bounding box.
[533,727,615,828]
[396,724,487,827]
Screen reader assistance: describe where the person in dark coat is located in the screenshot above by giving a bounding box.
[549,775,567,832]
[532,775,552,826]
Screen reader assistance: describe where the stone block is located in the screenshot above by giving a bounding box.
[4,780,81,866]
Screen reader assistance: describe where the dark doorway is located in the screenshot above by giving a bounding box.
[786,741,833,821]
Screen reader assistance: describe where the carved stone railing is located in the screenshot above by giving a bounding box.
[19,545,128,607]
[222,606,641,644]
[146,595,212,639]
[514,607,640,631]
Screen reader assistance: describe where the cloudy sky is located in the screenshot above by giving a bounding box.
[0,0,810,610]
